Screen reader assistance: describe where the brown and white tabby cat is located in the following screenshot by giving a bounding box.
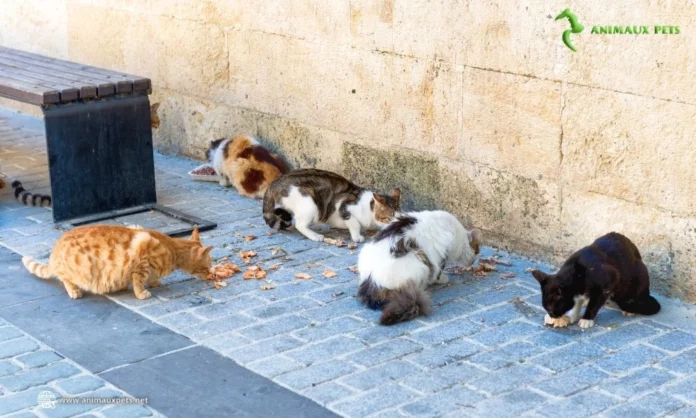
[532,232,661,329]
[207,135,288,199]
[22,225,213,300]
[263,168,401,242]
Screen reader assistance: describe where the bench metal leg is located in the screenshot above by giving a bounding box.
[42,94,157,222]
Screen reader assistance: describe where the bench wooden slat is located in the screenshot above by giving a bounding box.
[0,51,115,98]
[0,65,82,103]
[0,74,60,105]
[0,53,106,98]
[1,47,151,93]
[5,50,128,94]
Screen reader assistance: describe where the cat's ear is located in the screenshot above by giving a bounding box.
[190,226,200,242]
[151,102,160,112]
[197,246,213,258]
[469,228,481,244]
[373,193,385,205]
[391,188,401,202]
[531,270,550,284]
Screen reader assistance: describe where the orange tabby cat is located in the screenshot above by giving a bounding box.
[22,225,212,300]
[207,135,288,199]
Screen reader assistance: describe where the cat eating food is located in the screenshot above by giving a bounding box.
[22,225,213,300]
[262,168,401,242]
[207,135,288,199]
[532,232,661,329]
[357,210,481,325]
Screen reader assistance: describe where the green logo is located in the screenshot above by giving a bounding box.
[556,8,584,52]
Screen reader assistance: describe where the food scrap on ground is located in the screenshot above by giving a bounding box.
[207,263,241,280]
[271,248,284,256]
[479,256,512,266]
[268,263,282,271]
[244,235,257,241]
[260,282,276,290]
[347,242,358,250]
[207,262,241,290]
[240,250,257,263]
[348,265,359,274]
[332,291,344,298]
[500,272,516,279]
[323,270,338,278]
[447,266,470,275]
[473,262,497,276]
[544,313,570,328]
[213,281,228,289]
[294,273,312,280]
[323,237,346,247]
[243,265,267,280]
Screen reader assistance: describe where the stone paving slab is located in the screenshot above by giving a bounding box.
[3,108,696,417]
[0,317,159,417]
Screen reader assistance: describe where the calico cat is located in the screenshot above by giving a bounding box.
[207,135,288,199]
[22,225,212,300]
[263,169,401,242]
[11,180,51,207]
[357,210,481,325]
[532,232,661,329]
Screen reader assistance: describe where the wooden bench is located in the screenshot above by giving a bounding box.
[0,47,214,234]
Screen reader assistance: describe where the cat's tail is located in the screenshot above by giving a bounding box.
[380,282,431,326]
[262,193,292,230]
[22,257,53,279]
[620,295,661,316]
[12,180,51,207]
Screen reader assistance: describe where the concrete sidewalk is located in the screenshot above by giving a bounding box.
[2,108,696,418]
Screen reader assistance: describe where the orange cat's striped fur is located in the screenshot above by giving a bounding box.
[22,225,212,300]
[207,135,288,199]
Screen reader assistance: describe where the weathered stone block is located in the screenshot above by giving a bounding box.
[461,67,562,179]
[562,85,696,215]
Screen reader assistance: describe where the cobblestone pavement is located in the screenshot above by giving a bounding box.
[0,318,157,417]
[2,108,696,418]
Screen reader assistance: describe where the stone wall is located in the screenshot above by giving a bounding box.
[1,0,695,300]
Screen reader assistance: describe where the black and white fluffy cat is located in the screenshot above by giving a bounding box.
[532,232,661,329]
[262,169,401,243]
[357,210,481,325]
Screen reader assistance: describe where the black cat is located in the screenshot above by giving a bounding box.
[532,232,661,329]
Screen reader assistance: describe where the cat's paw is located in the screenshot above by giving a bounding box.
[351,235,365,243]
[308,233,325,242]
[135,290,152,300]
[568,312,580,324]
[578,319,595,329]
[66,288,83,299]
[544,314,570,328]
[435,273,449,284]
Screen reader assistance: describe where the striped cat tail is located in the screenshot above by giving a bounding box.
[12,180,52,207]
[22,257,53,279]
